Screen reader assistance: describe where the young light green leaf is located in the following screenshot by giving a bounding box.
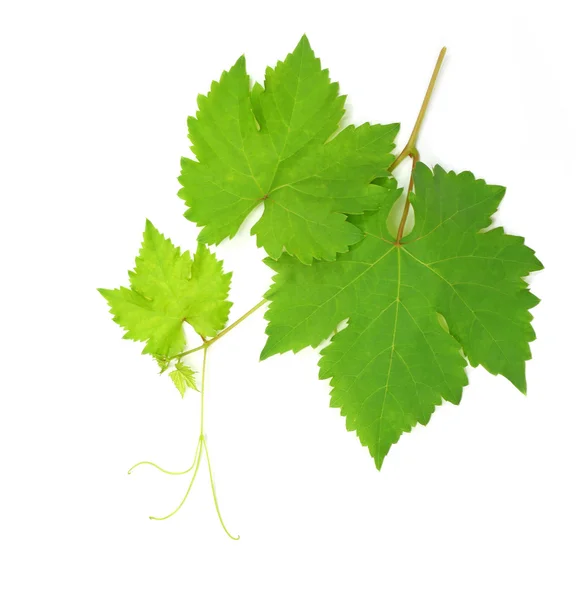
[169,362,199,398]
[154,355,171,374]
[262,164,543,468]
[179,35,399,265]
[99,220,232,357]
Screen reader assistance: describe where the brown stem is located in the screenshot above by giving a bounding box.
[395,155,418,244]
[389,47,447,173]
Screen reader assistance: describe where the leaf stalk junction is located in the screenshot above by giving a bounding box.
[390,47,446,243]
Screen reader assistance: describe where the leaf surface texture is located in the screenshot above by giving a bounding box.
[99,221,231,357]
[262,164,543,467]
[179,35,398,264]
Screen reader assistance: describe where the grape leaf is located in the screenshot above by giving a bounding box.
[99,220,232,357]
[169,362,199,397]
[155,355,171,373]
[178,35,399,265]
[261,164,543,468]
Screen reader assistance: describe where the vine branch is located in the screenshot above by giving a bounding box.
[126,48,448,536]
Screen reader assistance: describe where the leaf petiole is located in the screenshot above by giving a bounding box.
[389,47,446,173]
[390,48,447,243]
[169,298,267,363]
[395,154,418,244]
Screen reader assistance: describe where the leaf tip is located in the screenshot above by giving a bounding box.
[144,219,159,237]
[97,287,113,301]
[233,54,247,71]
[299,33,311,47]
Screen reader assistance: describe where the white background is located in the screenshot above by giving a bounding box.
[1,1,574,598]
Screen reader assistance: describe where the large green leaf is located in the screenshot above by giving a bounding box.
[99,221,231,357]
[179,35,398,264]
[262,164,543,468]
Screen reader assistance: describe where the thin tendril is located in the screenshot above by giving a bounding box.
[204,438,240,541]
[131,334,240,538]
[127,439,201,476]
[148,437,204,521]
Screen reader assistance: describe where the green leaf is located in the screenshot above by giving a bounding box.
[169,362,199,398]
[178,35,399,264]
[154,355,171,374]
[99,220,232,356]
[262,164,543,468]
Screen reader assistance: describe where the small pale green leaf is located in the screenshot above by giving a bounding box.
[169,363,199,398]
[99,221,232,356]
[154,355,171,374]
